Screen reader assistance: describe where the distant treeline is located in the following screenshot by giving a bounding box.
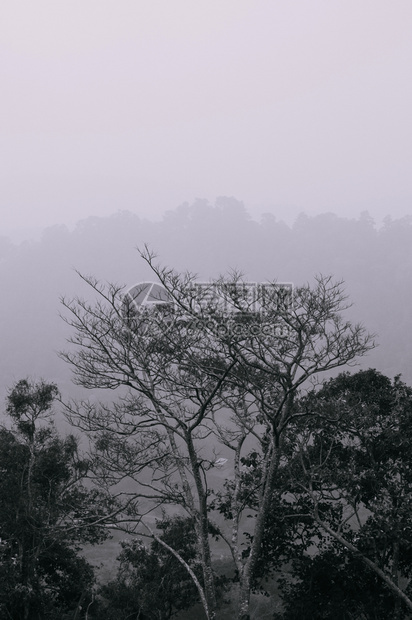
[0,197,411,402]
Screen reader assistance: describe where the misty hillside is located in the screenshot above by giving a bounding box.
[1,198,411,405]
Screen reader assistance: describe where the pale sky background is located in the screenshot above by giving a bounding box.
[1,0,412,239]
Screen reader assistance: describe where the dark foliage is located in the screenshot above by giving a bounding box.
[0,379,108,620]
[274,546,407,620]
[266,369,412,617]
[98,516,206,620]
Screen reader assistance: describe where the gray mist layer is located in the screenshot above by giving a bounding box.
[1,1,412,234]
[0,201,411,411]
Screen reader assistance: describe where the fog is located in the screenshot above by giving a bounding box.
[2,7,412,616]
[1,3,412,404]
[1,1,412,238]
[0,203,412,412]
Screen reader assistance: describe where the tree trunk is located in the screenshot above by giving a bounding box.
[186,432,218,619]
[237,437,281,619]
[238,569,252,620]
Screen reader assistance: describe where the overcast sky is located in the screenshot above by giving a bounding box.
[1,0,412,237]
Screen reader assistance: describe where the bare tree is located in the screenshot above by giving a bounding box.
[61,267,236,619]
[60,249,374,619]
[193,272,375,619]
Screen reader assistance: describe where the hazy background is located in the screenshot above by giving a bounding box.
[1,3,412,407]
[2,5,412,609]
[0,203,411,404]
[1,0,412,241]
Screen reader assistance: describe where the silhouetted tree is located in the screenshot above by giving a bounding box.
[268,370,412,616]
[0,379,109,620]
[61,249,373,619]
